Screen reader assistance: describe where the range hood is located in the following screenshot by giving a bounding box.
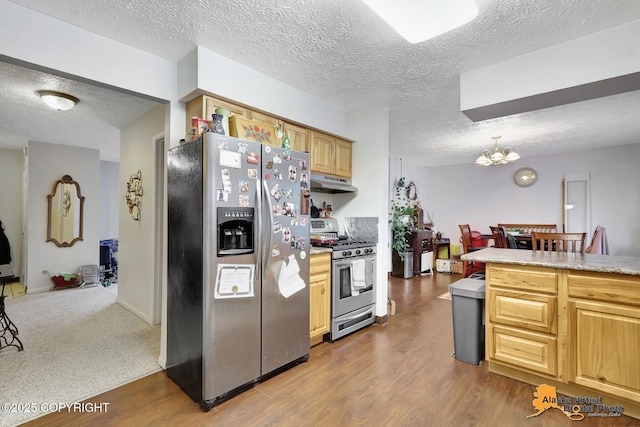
[310,173,358,193]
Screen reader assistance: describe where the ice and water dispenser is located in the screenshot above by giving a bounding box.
[217,207,254,256]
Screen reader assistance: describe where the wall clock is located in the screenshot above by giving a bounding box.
[513,167,538,187]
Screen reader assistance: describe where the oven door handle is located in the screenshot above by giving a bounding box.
[339,305,375,321]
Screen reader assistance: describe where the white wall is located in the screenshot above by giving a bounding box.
[334,108,390,317]
[400,143,640,257]
[26,141,101,292]
[100,161,119,240]
[0,148,23,278]
[118,104,165,324]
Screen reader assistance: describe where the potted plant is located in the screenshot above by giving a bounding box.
[389,177,417,260]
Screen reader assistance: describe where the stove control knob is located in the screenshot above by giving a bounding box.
[355,250,361,255]
[342,251,348,257]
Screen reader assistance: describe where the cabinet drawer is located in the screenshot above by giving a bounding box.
[489,289,556,333]
[490,325,557,377]
[488,265,557,294]
[310,253,331,274]
[568,271,640,306]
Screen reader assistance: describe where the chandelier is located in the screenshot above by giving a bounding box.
[475,136,520,166]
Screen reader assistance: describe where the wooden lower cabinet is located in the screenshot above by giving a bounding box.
[568,271,640,404]
[486,264,640,418]
[310,253,331,346]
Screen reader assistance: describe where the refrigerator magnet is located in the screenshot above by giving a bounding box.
[247,152,259,164]
[264,146,271,153]
[239,195,249,207]
[300,173,309,189]
[299,251,307,259]
[271,245,280,257]
[239,180,249,192]
[273,152,282,164]
[282,227,291,243]
[238,142,248,153]
[288,165,297,182]
[273,168,282,180]
[248,169,257,179]
[273,221,282,233]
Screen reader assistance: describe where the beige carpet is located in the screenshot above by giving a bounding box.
[0,284,161,427]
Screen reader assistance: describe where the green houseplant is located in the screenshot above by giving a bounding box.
[389,177,417,260]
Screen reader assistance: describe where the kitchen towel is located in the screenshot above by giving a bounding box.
[351,258,366,296]
[278,255,306,298]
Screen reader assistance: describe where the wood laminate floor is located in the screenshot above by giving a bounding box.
[24,273,638,427]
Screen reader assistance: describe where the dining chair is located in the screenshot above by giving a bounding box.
[458,224,484,278]
[489,226,509,248]
[530,232,587,254]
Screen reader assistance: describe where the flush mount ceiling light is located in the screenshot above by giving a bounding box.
[36,90,79,111]
[361,0,479,43]
[475,136,520,166]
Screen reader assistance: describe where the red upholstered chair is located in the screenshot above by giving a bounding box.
[459,224,485,278]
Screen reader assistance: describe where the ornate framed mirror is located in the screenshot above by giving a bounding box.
[46,175,85,247]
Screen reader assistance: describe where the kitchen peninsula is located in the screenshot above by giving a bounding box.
[462,248,640,420]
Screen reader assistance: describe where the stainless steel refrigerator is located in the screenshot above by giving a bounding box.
[166,132,310,410]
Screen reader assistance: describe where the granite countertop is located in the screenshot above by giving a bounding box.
[310,246,333,255]
[461,247,640,276]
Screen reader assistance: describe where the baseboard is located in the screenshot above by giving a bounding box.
[116,298,153,324]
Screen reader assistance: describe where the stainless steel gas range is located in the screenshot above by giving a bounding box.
[311,218,376,341]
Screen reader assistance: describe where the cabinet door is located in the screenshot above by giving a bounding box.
[284,122,309,153]
[334,138,352,178]
[310,270,331,340]
[570,300,640,402]
[310,131,335,174]
[310,253,331,344]
[248,110,279,126]
[185,95,250,134]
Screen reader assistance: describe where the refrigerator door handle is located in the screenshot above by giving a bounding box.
[262,178,274,281]
[256,177,262,281]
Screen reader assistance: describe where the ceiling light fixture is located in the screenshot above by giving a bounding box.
[475,136,520,166]
[36,90,79,111]
[360,0,479,43]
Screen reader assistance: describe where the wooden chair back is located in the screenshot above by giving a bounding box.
[458,224,473,253]
[530,232,587,254]
[498,223,557,234]
[490,226,509,248]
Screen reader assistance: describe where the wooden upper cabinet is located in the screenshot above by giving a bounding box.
[334,138,352,178]
[247,110,279,126]
[309,130,352,178]
[185,95,353,177]
[185,94,250,133]
[284,122,309,153]
[310,131,335,175]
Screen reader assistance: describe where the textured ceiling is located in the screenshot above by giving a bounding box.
[3,0,640,165]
